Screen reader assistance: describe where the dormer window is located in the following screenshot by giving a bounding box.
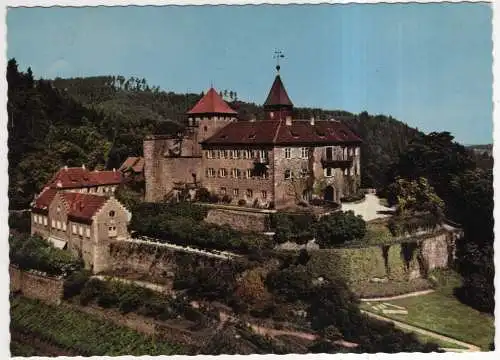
[109,211,115,217]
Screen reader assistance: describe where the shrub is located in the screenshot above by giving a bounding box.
[8,212,31,233]
[9,234,83,277]
[340,191,366,203]
[238,199,247,206]
[63,269,91,299]
[208,193,220,204]
[221,195,232,204]
[195,187,211,202]
[314,211,366,247]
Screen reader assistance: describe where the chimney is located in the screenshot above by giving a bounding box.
[64,165,68,171]
[82,164,86,170]
[113,168,116,172]
[285,116,292,126]
[310,116,315,126]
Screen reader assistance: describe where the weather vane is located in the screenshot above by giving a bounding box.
[274,49,285,73]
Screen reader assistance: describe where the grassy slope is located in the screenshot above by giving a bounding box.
[360,270,494,351]
[10,296,184,357]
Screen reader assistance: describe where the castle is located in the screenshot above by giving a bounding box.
[144,66,362,209]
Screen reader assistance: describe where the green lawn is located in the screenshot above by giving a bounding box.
[363,292,494,350]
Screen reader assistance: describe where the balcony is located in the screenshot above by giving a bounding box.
[321,155,354,169]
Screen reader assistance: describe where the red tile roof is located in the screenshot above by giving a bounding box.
[264,75,293,108]
[187,88,238,115]
[32,188,58,214]
[119,157,144,173]
[201,119,362,146]
[46,167,122,189]
[61,192,108,224]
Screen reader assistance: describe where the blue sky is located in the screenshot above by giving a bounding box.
[7,3,492,145]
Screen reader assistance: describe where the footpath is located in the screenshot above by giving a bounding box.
[360,310,481,352]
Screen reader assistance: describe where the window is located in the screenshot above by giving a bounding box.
[301,147,308,159]
[259,150,267,161]
[57,206,61,213]
[221,150,228,159]
[231,168,237,178]
[355,147,360,156]
[63,222,67,231]
[211,150,217,159]
[219,168,227,178]
[284,148,291,159]
[344,168,348,176]
[284,169,292,180]
[242,150,249,159]
[109,211,115,217]
[235,150,241,159]
[220,187,227,195]
[300,168,308,178]
[207,168,216,177]
[246,169,252,179]
[108,226,117,238]
[326,147,333,160]
[262,171,269,179]
[34,215,38,224]
[43,217,48,226]
[233,189,239,197]
[72,224,77,234]
[56,221,61,230]
[246,189,253,198]
[262,190,267,199]
[206,151,212,159]
[79,226,83,236]
[51,219,55,228]
[324,167,334,177]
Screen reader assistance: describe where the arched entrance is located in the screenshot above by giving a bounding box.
[324,186,335,202]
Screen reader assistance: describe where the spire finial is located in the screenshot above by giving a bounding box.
[274,49,284,73]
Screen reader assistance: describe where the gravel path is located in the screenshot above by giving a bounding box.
[360,310,481,352]
[341,194,394,221]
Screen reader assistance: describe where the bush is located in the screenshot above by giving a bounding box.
[271,212,316,244]
[208,193,220,204]
[340,191,366,203]
[314,211,366,247]
[9,234,83,277]
[195,187,211,202]
[9,212,31,233]
[63,269,91,299]
[387,212,439,236]
[238,199,247,206]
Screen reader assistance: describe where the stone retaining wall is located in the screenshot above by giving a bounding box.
[9,265,64,305]
[205,208,271,232]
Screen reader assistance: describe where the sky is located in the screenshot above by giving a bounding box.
[6,3,493,145]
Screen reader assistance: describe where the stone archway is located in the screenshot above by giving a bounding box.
[324,185,335,202]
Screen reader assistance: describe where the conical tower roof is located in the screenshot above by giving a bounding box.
[187,88,237,115]
[264,74,293,108]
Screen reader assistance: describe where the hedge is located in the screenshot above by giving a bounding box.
[306,241,424,286]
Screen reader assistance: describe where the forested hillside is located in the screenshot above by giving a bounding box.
[9,58,422,209]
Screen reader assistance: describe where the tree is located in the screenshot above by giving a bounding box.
[314,211,366,247]
[387,176,444,218]
[265,265,313,301]
[234,268,272,307]
[450,169,494,313]
[389,131,475,215]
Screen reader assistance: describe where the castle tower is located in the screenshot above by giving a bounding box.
[187,88,238,151]
[263,65,294,121]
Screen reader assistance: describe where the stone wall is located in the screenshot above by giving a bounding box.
[205,208,271,232]
[420,233,450,272]
[104,240,231,284]
[9,265,64,305]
